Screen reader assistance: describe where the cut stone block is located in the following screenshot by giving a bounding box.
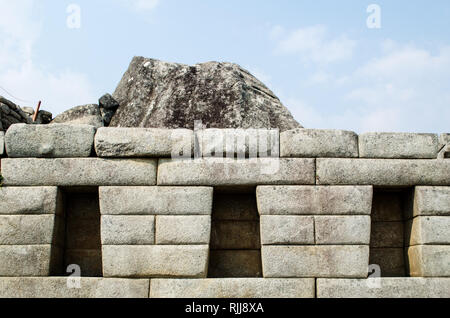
[99,187,213,215]
[438,133,450,159]
[440,133,450,148]
[359,132,439,159]
[156,216,210,245]
[317,278,450,298]
[0,245,62,276]
[315,216,371,245]
[151,278,315,298]
[0,215,62,245]
[407,216,450,245]
[95,128,193,158]
[414,187,450,216]
[369,248,406,277]
[1,158,157,186]
[370,222,404,248]
[210,221,260,249]
[102,245,209,278]
[208,250,262,278]
[157,158,315,186]
[0,131,4,156]
[5,124,95,158]
[196,128,279,158]
[260,216,314,245]
[0,278,150,298]
[101,216,155,245]
[256,186,372,215]
[280,129,358,158]
[408,245,450,277]
[316,159,450,186]
[0,187,60,215]
[262,245,369,278]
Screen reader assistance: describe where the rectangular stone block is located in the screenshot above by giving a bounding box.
[0,245,61,276]
[0,187,60,215]
[0,131,4,156]
[317,278,450,298]
[315,216,371,245]
[0,215,62,245]
[157,158,315,186]
[196,129,279,158]
[262,245,369,278]
[208,250,262,278]
[156,216,210,245]
[316,159,450,186]
[256,186,372,215]
[101,216,155,245]
[210,221,260,249]
[407,216,450,245]
[359,132,439,159]
[369,248,406,277]
[370,222,404,248]
[414,187,450,216]
[150,278,315,298]
[1,158,157,186]
[99,187,213,215]
[95,128,193,158]
[5,124,95,158]
[439,133,450,148]
[260,216,314,245]
[280,129,358,158]
[408,245,450,277]
[102,245,209,278]
[0,278,150,298]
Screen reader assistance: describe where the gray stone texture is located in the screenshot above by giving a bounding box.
[102,245,209,278]
[0,131,4,155]
[0,187,60,215]
[414,187,450,216]
[407,216,450,245]
[156,216,211,245]
[99,187,213,215]
[101,216,155,245]
[0,215,62,245]
[1,158,157,186]
[157,158,316,186]
[260,216,314,245]
[408,245,450,277]
[359,132,439,159]
[256,186,372,215]
[5,124,95,158]
[316,159,450,186]
[110,57,301,131]
[280,129,358,158]
[151,278,315,298]
[51,104,104,128]
[315,216,371,245]
[95,128,193,158]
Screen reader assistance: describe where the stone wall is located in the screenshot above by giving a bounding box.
[0,124,449,298]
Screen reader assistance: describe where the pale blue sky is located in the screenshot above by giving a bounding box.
[0,0,449,133]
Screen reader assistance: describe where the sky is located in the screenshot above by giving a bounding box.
[0,0,449,133]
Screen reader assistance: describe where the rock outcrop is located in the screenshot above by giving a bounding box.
[51,104,104,128]
[109,57,302,131]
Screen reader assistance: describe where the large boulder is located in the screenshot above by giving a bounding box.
[51,104,104,128]
[110,57,302,131]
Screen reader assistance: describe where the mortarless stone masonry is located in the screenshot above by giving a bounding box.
[0,124,449,298]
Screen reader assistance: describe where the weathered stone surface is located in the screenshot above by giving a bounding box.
[0,131,4,155]
[52,104,104,128]
[440,134,450,148]
[370,222,404,248]
[260,216,314,245]
[102,245,209,278]
[95,128,193,158]
[210,221,260,249]
[99,187,213,215]
[407,216,450,245]
[280,129,358,158]
[0,215,61,245]
[315,216,371,245]
[0,278,149,298]
[158,158,315,186]
[0,245,61,276]
[1,158,157,186]
[262,245,369,278]
[196,128,279,158]
[414,187,450,216]
[208,250,262,278]
[101,216,155,245]
[316,159,450,186]
[151,278,315,298]
[110,57,301,131]
[5,124,95,158]
[369,248,406,277]
[359,133,439,159]
[317,278,450,298]
[156,216,210,245]
[439,134,450,159]
[0,187,60,215]
[408,245,450,277]
[256,186,372,215]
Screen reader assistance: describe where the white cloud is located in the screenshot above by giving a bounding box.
[272,25,356,64]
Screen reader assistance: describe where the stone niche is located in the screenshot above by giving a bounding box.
[208,188,262,278]
[369,188,414,277]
